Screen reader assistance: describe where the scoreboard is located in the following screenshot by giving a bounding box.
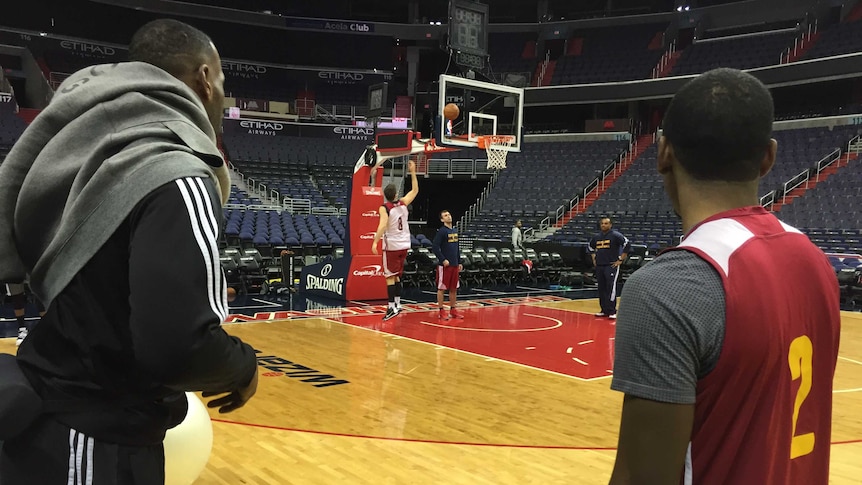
[448,0,489,59]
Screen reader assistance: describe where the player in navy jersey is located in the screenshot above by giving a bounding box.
[608,68,840,485]
[431,210,463,320]
[372,160,419,321]
[588,217,630,319]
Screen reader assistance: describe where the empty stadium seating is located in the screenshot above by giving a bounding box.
[488,32,538,81]
[802,19,862,61]
[763,125,861,197]
[777,159,862,248]
[671,30,796,76]
[0,108,27,152]
[223,134,367,209]
[224,206,346,250]
[462,139,630,240]
[551,23,666,84]
[546,125,861,249]
[551,144,681,250]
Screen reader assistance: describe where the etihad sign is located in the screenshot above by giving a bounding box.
[446,95,477,104]
[240,120,284,136]
[223,62,267,74]
[60,41,116,56]
[318,71,364,81]
[333,127,374,136]
[334,126,374,141]
[240,120,284,131]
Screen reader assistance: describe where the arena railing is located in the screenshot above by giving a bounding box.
[281,197,312,214]
[651,39,676,79]
[456,170,500,234]
[760,191,776,210]
[542,134,638,234]
[814,147,841,182]
[845,134,861,165]
[778,147,841,204]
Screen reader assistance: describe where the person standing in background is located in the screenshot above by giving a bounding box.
[511,219,524,251]
[588,217,630,319]
[432,210,463,321]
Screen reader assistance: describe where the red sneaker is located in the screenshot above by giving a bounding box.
[450,309,465,319]
[438,308,450,320]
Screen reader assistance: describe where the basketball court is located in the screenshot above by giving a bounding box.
[4,293,859,483]
[14,290,851,484]
[209,299,862,484]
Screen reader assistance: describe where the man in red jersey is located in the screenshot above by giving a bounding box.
[609,68,840,485]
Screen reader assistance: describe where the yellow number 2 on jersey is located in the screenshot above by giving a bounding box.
[788,335,815,459]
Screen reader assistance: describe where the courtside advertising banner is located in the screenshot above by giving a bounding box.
[300,258,350,299]
[300,255,387,300]
[222,118,397,142]
[346,164,383,257]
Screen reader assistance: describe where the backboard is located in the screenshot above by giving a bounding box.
[361,130,459,172]
[437,74,524,152]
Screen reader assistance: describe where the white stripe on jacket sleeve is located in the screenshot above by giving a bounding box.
[175,178,227,321]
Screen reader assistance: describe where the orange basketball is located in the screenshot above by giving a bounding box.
[444,103,460,120]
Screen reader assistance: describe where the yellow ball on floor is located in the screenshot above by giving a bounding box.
[164,392,213,485]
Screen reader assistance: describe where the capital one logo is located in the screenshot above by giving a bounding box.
[361,210,378,218]
[320,264,333,277]
[353,265,383,277]
[359,232,377,240]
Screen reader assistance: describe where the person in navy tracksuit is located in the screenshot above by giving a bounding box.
[589,217,631,318]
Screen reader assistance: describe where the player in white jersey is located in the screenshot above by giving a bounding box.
[372,160,419,321]
[383,201,411,251]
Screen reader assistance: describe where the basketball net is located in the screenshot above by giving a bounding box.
[410,150,428,175]
[478,135,515,170]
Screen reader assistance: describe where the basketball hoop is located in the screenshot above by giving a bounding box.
[478,135,516,170]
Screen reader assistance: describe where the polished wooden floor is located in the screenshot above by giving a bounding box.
[3,299,861,484]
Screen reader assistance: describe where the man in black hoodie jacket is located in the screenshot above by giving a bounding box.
[0,19,257,484]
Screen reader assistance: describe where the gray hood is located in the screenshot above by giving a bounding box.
[0,62,226,305]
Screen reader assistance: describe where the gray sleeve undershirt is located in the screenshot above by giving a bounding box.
[610,250,726,404]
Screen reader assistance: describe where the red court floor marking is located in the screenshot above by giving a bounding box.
[342,303,616,380]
